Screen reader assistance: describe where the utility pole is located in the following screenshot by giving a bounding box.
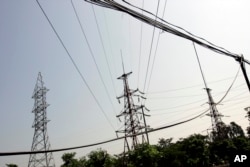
[116,71,150,155]
[28,72,55,167]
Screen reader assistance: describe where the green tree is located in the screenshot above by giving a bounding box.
[228,121,245,138]
[209,138,235,166]
[247,126,250,138]
[58,121,249,167]
[157,140,185,167]
[6,164,18,167]
[127,143,159,167]
[157,138,173,149]
[209,122,249,166]
[212,122,229,141]
[157,134,210,167]
[86,148,114,167]
[180,134,210,167]
[246,107,250,138]
[78,156,87,166]
[61,152,85,167]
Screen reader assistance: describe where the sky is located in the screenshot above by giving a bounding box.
[1,0,250,166]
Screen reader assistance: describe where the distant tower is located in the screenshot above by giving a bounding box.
[116,71,150,154]
[193,43,226,141]
[205,88,226,140]
[28,72,55,167]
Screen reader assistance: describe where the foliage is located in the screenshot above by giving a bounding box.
[156,134,210,167]
[6,164,18,167]
[86,148,115,167]
[60,149,116,167]
[127,143,159,167]
[60,122,250,167]
[228,122,245,138]
[157,138,173,149]
[157,138,185,167]
[61,152,85,167]
[246,109,250,138]
[247,126,250,138]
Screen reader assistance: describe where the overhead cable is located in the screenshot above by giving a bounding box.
[71,0,117,117]
[36,0,115,131]
[91,4,118,97]
[137,0,144,88]
[120,0,240,60]
[145,0,168,99]
[142,0,160,93]
[216,65,240,105]
[193,43,241,105]
[103,9,119,82]
[85,0,250,91]
[151,97,207,111]
[148,75,247,94]
[85,0,250,64]
[193,43,209,89]
[0,108,208,156]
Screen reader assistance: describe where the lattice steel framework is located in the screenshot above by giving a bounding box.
[28,72,55,167]
[205,88,226,140]
[116,71,150,153]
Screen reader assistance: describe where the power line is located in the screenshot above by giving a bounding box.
[193,42,241,105]
[30,0,249,157]
[148,68,242,125]
[193,43,208,88]
[222,90,249,103]
[85,0,250,70]
[142,0,160,93]
[91,4,118,97]
[150,77,241,113]
[151,97,208,111]
[215,66,240,105]
[0,108,208,156]
[71,0,117,117]
[193,43,225,140]
[121,0,250,92]
[147,76,246,94]
[151,106,206,116]
[148,93,204,99]
[118,0,240,59]
[128,14,133,71]
[103,9,119,83]
[154,108,209,128]
[219,97,250,111]
[36,0,115,131]
[137,0,144,89]
[147,85,244,99]
[145,0,168,95]
[90,0,250,91]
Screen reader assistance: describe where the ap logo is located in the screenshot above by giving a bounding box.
[231,154,249,167]
[234,155,247,162]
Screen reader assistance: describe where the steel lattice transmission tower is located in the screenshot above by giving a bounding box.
[28,72,55,167]
[116,71,150,154]
[204,88,227,140]
[193,43,227,141]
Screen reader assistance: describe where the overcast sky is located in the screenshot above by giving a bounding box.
[1,0,250,166]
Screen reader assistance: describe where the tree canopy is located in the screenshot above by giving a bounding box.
[6,164,18,167]
[59,122,249,167]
